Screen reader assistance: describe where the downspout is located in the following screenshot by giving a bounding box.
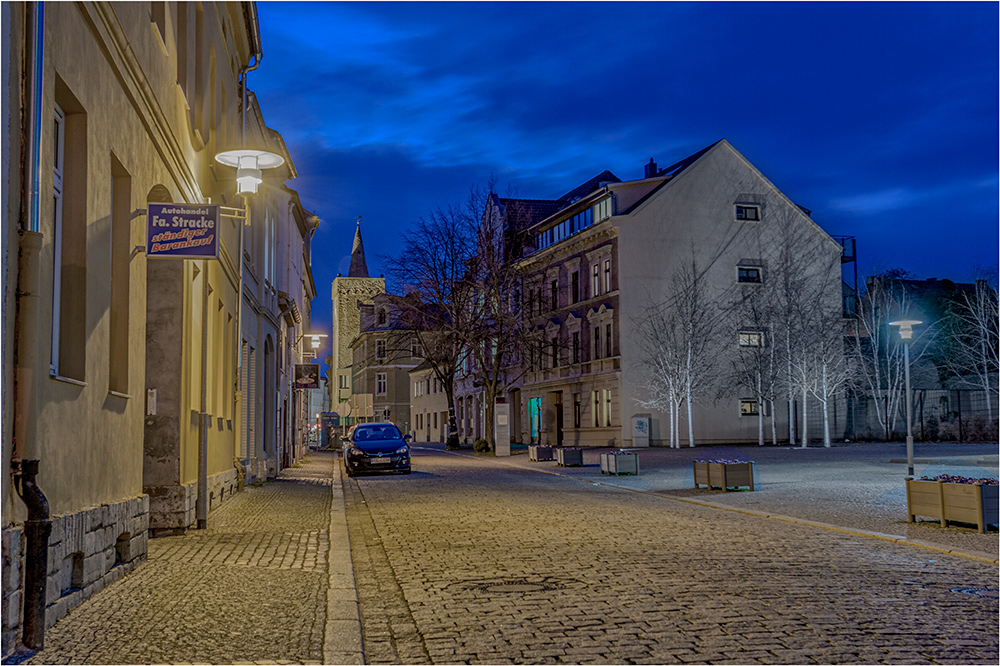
[12,1,52,651]
[197,261,209,529]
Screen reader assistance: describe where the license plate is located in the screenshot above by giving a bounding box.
[370,457,392,464]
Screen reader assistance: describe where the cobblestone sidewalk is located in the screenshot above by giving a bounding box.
[12,453,338,665]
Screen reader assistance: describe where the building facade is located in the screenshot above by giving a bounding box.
[350,294,422,432]
[2,3,314,653]
[454,140,845,448]
[330,221,384,417]
[409,362,451,442]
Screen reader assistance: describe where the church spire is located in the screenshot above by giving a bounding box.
[348,216,369,278]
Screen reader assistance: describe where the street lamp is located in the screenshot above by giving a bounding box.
[889,319,922,476]
[212,147,284,527]
[215,149,285,195]
[296,332,328,359]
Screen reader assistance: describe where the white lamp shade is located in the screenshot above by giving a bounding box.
[215,149,285,195]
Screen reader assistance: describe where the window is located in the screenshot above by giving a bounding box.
[738,331,764,347]
[605,323,612,357]
[740,400,760,416]
[571,271,580,303]
[536,287,543,316]
[592,264,600,297]
[604,259,611,293]
[550,279,558,311]
[527,290,534,317]
[603,389,612,427]
[339,374,349,389]
[736,205,760,221]
[738,266,762,284]
[593,327,601,360]
[377,309,387,326]
[51,98,87,382]
[594,197,612,222]
[551,338,559,368]
[572,331,580,364]
[573,394,582,428]
[375,339,386,359]
[538,339,546,370]
[110,156,131,394]
[375,373,387,396]
[591,390,600,427]
[411,337,419,358]
[433,412,438,429]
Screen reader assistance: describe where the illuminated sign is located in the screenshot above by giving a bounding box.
[147,202,220,260]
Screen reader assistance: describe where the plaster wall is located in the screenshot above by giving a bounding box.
[616,141,843,445]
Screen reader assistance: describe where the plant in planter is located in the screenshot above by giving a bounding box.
[693,459,755,491]
[906,475,999,533]
[528,444,554,461]
[556,447,583,467]
[600,450,639,475]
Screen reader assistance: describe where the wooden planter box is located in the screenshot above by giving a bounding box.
[528,445,554,462]
[905,478,999,533]
[693,461,755,491]
[556,447,583,467]
[600,452,639,475]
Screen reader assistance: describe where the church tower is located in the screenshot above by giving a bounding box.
[331,218,384,412]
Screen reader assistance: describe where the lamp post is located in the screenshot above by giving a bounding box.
[212,148,284,518]
[889,319,922,476]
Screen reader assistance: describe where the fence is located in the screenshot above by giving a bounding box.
[798,389,998,443]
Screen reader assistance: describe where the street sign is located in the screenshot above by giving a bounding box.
[147,202,220,260]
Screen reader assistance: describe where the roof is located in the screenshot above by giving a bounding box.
[348,218,369,278]
[557,170,620,204]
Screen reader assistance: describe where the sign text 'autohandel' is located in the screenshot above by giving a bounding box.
[147,202,220,260]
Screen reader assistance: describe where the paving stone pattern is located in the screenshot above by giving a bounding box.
[17,456,336,665]
[347,449,999,665]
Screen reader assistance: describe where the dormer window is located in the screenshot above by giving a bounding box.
[738,266,763,284]
[377,309,387,326]
[736,205,760,222]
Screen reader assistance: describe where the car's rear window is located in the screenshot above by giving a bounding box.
[354,425,402,441]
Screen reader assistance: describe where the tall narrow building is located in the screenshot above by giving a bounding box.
[331,219,384,415]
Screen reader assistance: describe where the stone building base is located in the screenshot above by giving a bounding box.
[146,468,239,536]
[2,494,149,657]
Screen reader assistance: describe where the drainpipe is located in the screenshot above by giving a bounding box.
[12,1,52,651]
[197,261,209,529]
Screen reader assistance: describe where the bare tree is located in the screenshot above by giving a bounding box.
[940,279,999,422]
[635,255,722,447]
[730,294,779,446]
[849,275,936,439]
[382,203,478,445]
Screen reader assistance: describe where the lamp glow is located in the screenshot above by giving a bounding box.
[888,319,922,340]
[215,149,284,196]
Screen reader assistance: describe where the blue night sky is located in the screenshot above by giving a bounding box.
[251,1,999,338]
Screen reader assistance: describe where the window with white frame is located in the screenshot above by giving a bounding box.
[591,390,600,427]
[604,259,611,293]
[736,204,760,221]
[592,264,600,297]
[738,331,765,347]
[603,389,612,426]
[375,372,387,395]
[737,266,763,284]
[740,400,760,416]
[594,197,612,222]
[411,337,419,358]
[375,339,386,359]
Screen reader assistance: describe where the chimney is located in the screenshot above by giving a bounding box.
[644,158,657,179]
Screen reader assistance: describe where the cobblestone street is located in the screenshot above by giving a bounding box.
[7,446,999,665]
[347,447,998,665]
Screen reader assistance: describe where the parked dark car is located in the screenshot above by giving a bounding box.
[342,422,411,476]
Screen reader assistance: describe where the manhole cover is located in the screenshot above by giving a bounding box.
[483,582,546,593]
[455,577,583,595]
[951,587,999,599]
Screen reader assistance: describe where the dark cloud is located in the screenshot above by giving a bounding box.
[254,0,998,334]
